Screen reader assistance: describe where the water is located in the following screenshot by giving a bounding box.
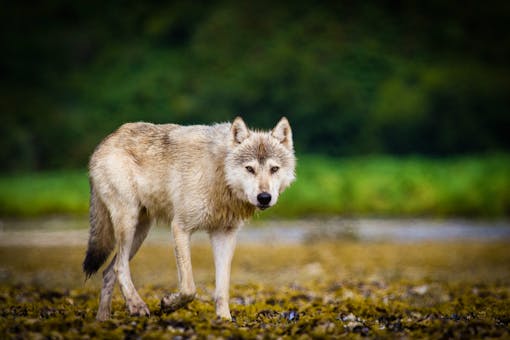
[282,218,510,243]
[1,217,509,246]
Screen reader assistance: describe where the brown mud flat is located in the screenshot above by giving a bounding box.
[1,242,509,338]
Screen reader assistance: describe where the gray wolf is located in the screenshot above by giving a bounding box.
[83,117,296,321]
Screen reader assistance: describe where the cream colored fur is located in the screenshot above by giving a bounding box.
[83,117,295,321]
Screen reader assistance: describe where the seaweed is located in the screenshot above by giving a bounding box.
[0,241,509,338]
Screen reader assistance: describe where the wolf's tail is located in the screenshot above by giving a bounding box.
[83,182,115,279]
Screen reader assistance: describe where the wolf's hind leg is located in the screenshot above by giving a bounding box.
[210,229,238,320]
[96,256,116,321]
[111,212,150,317]
[96,213,151,320]
[161,221,196,313]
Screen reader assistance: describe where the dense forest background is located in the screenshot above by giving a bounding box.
[1,1,509,171]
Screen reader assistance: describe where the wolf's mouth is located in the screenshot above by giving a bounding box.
[257,204,270,210]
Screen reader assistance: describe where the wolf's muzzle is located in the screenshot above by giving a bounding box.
[257,192,271,209]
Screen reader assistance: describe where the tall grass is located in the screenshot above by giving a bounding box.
[0,155,509,218]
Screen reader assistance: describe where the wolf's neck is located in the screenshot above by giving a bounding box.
[208,161,255,222]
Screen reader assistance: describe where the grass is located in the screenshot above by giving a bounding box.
[0,170,89,216]
[0,240,509,338]
[1,154,509,218]
[269,154,510,218]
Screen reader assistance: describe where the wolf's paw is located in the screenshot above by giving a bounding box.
[215,297,232,321]
[96,309,111,322]
[160,293,195,313]
[216,311,232,321]
[127,301,150,317]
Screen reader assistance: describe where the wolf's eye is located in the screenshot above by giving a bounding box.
[245,166,255,174]
[270,166,280,174]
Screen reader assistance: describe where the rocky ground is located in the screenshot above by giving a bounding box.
[1,232,509,339]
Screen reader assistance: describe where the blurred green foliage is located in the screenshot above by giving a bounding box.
[268,154,510,218]
[0,170,89,216]
[1,1,509,171]
[1,155,508,218]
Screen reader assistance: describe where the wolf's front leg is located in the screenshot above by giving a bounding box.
[210,229,238,320]
[161,221,196,313]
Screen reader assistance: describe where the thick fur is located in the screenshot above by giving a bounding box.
[83,117,295,321]
[83,182,115,278]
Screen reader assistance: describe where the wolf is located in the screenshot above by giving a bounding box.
[83,117,295,321]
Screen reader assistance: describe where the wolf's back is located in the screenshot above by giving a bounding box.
[83,181,115,278]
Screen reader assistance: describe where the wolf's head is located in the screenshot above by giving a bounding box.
[225,117,296,210]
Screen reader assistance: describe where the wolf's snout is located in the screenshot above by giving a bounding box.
[257,192,272,206]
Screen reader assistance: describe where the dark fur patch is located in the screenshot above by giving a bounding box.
[127,148,141,166]
[161,133,174,147]
[83,246,110,279]
[256,142,268,163]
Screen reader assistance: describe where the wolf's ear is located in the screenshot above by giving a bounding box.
[232,116,250,144]
[272,117,293,150]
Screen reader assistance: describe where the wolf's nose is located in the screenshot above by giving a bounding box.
[257,192,271,205]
